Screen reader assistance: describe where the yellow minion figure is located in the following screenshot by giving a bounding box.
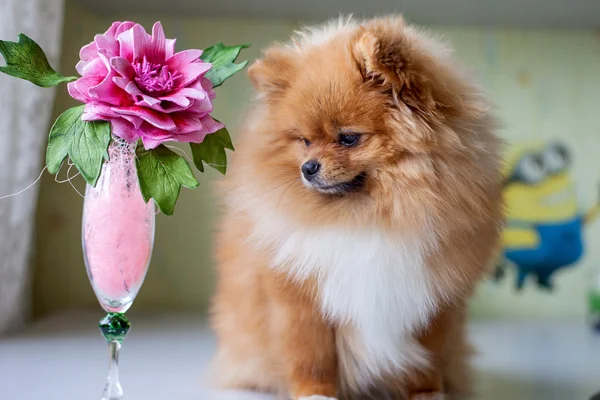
[496,141,599,290]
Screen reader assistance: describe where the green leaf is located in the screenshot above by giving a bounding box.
[46,106,85,175]
[70,120,111,186]
[190,127,234,175]
[46,105,111,186]
[136,144,199,216]
[0,34,77,87]
[200,42,249,88]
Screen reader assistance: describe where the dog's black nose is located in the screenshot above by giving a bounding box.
[301,160,321,180]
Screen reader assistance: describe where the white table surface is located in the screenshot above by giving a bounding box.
[1,312,599,400]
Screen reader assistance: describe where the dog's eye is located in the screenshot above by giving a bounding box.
[339,133,361,147]
[302,138,311,147]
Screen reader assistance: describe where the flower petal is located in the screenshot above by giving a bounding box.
[95,34,119,58]
[132,24,152,62]
[201,77,216,100]
[166,115,226,145]
[115,22,136,37]
[173,61,212,89]
[171,112,204,134]
[79,41,97,61]
[112,106,176,131]
[111,118,141,143]
[117,24,151,62]
[88,71,131,106]
[166,49,203,70]
[140,123,173,149]
[187,96,213,114]
[141,135,169,149]
[158,93,191,108]
[133,96,191,113]
[138,94,161,107]
[149,22,167,64]
[125,80,142,96]
[104,21,123,38]
[199,115,225,133]
[112,76,133,91]
[165,38,176,59]
[110,57,136,79]
[75,76,104,97]
[170,130,208,145]
[173,78,208,100]
[76,59,92,75]
[166,115,224,144]
[82,103,120,121]
[174,87,206,101]
[96,49,113,70]
[67,81,89,103]
[121,115,144,129]
[81,57,107,78]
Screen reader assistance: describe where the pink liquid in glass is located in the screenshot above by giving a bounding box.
[82,142,155,313]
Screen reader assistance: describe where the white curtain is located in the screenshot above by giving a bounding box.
[0,0,65,334]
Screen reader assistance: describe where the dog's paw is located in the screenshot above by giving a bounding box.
[298,396,338,400]
[410,393,445,400]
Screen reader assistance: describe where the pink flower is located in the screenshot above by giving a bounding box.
[68,21,224,149]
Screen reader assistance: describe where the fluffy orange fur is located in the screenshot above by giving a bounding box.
[210,16,504,400]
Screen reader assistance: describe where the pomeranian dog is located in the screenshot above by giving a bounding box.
[211,15,503,400]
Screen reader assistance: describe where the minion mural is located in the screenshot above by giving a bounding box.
[495,141,600,290]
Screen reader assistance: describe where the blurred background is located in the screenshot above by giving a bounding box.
[1,0,600,399]
[29,0,600,320]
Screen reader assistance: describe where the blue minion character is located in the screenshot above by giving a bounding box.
[495,142,599,290]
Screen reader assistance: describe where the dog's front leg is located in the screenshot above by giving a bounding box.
[267,274,338,400]
[402,305,455,400]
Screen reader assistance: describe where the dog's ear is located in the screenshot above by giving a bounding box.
[248,47,295,96]
[353,17,464,123]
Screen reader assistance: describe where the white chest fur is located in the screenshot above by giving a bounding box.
[250,214,441,389]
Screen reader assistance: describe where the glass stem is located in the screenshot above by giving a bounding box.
[101,340,124,400]
[109,340,122,387]
[99,313,130,400]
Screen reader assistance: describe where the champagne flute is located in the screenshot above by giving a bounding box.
[82,138,155,399]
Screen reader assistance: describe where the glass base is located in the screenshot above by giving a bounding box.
[101,381,124,400]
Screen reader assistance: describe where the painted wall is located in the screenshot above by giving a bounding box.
[32,1,600,319]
